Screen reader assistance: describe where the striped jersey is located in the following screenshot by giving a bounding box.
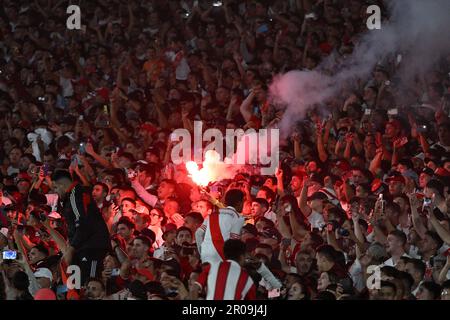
[196,260,256,300]
[199,207,245,263]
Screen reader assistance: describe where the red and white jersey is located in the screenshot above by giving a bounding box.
[199,207,245,264]
[196,260,256,300]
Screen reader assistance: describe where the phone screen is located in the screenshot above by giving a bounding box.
[79,143,86,155]
[111,268,120,276]
[3,250,17,260]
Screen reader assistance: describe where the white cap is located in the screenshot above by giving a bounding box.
[0,228,8,238]
[135,205,149,215]
[34,268,53,282]
[48,211,61,220]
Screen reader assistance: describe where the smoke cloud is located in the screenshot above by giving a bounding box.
[269,0,450,136]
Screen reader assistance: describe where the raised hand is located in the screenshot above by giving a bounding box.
[275,167,283,180]
[345,132,354,144]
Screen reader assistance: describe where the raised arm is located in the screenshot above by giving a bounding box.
[85,142,112,169]
[299,180,312,217]
[40,218,69,255]
[429,210,450,245]
[408,193,427,240]
[275,168,285,196]
[316,125,328,163]
[239,90,256,123]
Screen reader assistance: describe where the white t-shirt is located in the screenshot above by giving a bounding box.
[149,226,164,249]
[349,258,366,292]
[7,166,19,176]
[264,210,277,224]
[308,210,325,230]
[59,76,74,97]
[383,253,411,267]
[165,51,190,80]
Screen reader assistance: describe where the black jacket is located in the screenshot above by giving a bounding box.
[60,183,110,252]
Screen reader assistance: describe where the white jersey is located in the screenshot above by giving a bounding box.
[198,207,245,264]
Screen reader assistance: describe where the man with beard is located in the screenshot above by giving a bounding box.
[84,278,106,300]
[130,235,153,268]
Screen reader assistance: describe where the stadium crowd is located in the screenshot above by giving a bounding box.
[0,0,450,300]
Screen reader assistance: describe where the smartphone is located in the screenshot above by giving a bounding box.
[364,109,372,116]
[43,163,49,176]
[423,198,432,209]
[3,250,17,260]
[126,168,137,179]
[416,125,427,133]
[257,24,269,34]
[79,142,86,155]
[284,204,292,213]
[212,1,223,7]
[379,193,385,213]
[111,268,120,276]
[71,154,80,166]
[250,186,259,197]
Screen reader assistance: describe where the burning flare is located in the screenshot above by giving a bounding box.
[186,150,238,187]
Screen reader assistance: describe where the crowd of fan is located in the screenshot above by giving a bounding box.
[0,0,450,300]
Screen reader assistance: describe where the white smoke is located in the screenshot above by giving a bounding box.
[269,0,450,136]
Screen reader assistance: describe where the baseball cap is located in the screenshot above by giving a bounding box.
[134,205,150,216]
[386,175,406,184]
[435,167,450,177]
[259,227,281,242]
[135,268,154,282]
[140,228,156,244]
[242,224,258,237]
[48,211,61,220]
[422,167,435,176]
[162,223,177,240]
[307,192,328,202]
[34,268,53,282]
